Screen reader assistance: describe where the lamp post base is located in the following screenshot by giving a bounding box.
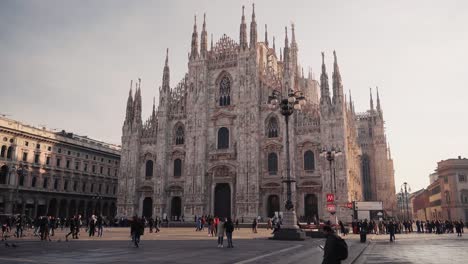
[271,210,306,241]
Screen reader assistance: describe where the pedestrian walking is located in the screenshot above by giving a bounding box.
[225,217,234,248]
[217,218,225,248]
[130,216,144,248]
[388,221,396,242]
[252,218,257,233]
[321,225,348,264]
[97,215,104,237]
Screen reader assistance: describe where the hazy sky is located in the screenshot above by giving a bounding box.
[1,0,468,193]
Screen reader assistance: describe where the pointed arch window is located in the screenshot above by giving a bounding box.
[0,145,6,157]
[174,159,182,177]
[267,117,279,138]
[217,127,229,149]
[304,150,315,171]
[268,153,278,175]
[175,125,184,145]
[219,76,231,106]
[6,146,13,159]
[145,160,154,180]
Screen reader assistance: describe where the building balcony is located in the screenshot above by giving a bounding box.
[208,144,237,161]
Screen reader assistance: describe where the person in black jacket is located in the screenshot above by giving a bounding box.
[322,225,341,264]
[225,217,234,248]
[130,216,144,248]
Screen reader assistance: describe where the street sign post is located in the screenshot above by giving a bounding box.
[326,193,335,203]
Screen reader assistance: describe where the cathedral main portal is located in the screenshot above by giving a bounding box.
[214,183,231,218]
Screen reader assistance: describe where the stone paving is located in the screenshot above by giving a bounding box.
[0,227,367,264]
[354,233,468,264]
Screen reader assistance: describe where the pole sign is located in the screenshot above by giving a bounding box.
[327,203,336,214]
[326,193,335,203]
[347,202,353,209]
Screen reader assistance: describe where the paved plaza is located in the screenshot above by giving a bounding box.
[1,227,467,263]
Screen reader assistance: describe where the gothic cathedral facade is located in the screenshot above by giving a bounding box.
[117,5,397,222]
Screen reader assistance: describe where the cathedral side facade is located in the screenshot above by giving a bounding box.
[116,5,396,222]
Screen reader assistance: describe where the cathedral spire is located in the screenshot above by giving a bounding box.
[349,89,355,114]
[162,48,170,92]
[200,13,208,58]
[133,78,142,125]
[125,80,134,124]
[370,88,374,111]
[376,86,382,114]
[211,33,214,50]
[250,3,257,49]
[264,24,269,47]
[239,6,248,51]
[332,50,343,104]
[152,96,156,118]
[320,52,331,105]
[279,47,282,61]
[272,36,276,54]
[190,15,199,59]
[283,27,289,65]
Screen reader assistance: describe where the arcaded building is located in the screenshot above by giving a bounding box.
[117,5,396,222]
[0,116,120,219]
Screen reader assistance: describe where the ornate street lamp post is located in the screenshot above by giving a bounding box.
[92,193,103,216]
[11,164,26,215]
[401,182,411,221]
[268,89,306,240]
[320,147,341,224]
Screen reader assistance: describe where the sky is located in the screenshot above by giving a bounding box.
[1,0,468,193]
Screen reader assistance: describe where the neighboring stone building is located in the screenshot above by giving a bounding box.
[117,5,396,222]
[437,157,468,222]
[0,116,120,219]
[426,179,442,221]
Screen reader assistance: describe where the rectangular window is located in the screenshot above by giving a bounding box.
[22,152,28,162]
[43,178,48,189]
[107,168,111,176]
[64,180,68,191]
[100,166,103,174]
[444,176,448,183]
[75,162,79,170]
[459,174,466,182]
[58,148,62,153]
[98,184,102,193]
[77,153,80,157]
[36,143,40,149]
[54,179,59,190]
[115,169,118,177]
[46,156,50,165]
[66,160,70,169]
[47,146,51,151]
[25,141,29,146]
[84,163,88,172]
[73,181,77,191]
[82,182,86,192]
[92,165,96,173]
[56,158,61,167]
[67,151,71,155]
[106,185,109,194]
[34,154,40,164]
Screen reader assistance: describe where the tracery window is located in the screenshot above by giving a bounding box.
[145,160,154,180]
[174,159,182,177]
[219,76,231,106]
[267,117,279,138]
[217,127,229,149]
[268,153,278,175]
[304,150,315,171]
[0,145,6,157]
[175,126,184,145]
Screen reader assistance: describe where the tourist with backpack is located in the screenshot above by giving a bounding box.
[322,225,348,264]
